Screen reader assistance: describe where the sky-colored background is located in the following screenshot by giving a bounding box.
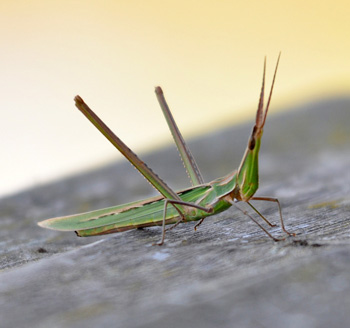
[1,0,349,198]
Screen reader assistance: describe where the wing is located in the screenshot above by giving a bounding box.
[38,185,211,235]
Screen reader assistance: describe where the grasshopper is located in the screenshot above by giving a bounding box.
[38,54,294,245]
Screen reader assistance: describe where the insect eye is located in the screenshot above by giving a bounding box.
[249,137,256,150]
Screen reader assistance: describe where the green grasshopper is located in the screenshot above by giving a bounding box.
[38,55,294,245]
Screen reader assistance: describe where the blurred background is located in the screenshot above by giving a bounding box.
[1,0,349,198]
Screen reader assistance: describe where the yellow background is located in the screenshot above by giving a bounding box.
[1,0,349,197]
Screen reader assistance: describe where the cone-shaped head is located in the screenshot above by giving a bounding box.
[236,54,280,201]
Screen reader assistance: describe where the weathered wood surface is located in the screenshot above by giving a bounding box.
[1,97,350,328]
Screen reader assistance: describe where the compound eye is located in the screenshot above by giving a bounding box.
[248,136,256,150]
